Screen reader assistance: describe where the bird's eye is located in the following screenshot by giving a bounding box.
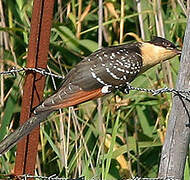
[162,42,176,50]
[163,42,170,47]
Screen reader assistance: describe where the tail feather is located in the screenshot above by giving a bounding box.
[0,87,104,155]
[0,110,52,155]
[34,88,103,113]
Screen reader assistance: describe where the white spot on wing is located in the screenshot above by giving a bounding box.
[106,68,120,80]
[91,71,97,79]
[124,63,131,68]
[125,70,129,74]
[136,52,142,58]
[51,99,55,104]
[112,53,115,57]
[101,85,112,94]
[121,56,125,60]
[91,70,107,85]
[97,77,107,85]
[68,83,72,91]
[116,60,123,65]
[58,94,62,100]
[117,67,125,72]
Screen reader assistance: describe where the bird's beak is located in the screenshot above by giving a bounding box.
[175,48,182,55]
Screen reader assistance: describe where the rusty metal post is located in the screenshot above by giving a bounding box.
[14,0,55,176]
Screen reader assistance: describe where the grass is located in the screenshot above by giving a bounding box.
[0,0,189,179]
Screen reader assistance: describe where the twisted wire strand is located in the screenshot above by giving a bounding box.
[1,67,190,101]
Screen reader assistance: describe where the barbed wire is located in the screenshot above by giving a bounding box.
[123,177,179,180]
[0,67,64,79]
[15,174,179,180]
[1,67,190,102]
[18,174,84,180]
[126,84,190,101]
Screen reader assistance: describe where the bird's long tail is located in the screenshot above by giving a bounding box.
[0,110,52,155]
[0,84,104,155]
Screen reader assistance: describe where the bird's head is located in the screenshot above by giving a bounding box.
[140,36,181,72]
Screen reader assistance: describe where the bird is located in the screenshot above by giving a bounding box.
[0,36,181,155]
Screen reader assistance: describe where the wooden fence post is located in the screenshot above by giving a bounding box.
[158,16,190,179]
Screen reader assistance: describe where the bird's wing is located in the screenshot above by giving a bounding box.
[34,45,143,113]
[69,45,143,89]
[33,50,105,113]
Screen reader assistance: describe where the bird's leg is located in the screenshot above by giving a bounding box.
[119,83,130,94]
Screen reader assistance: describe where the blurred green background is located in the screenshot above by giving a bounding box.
[0,0,188,179]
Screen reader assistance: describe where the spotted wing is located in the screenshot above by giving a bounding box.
[87,45,143,87]
[34,43,143,113]
[69,44,143,90]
